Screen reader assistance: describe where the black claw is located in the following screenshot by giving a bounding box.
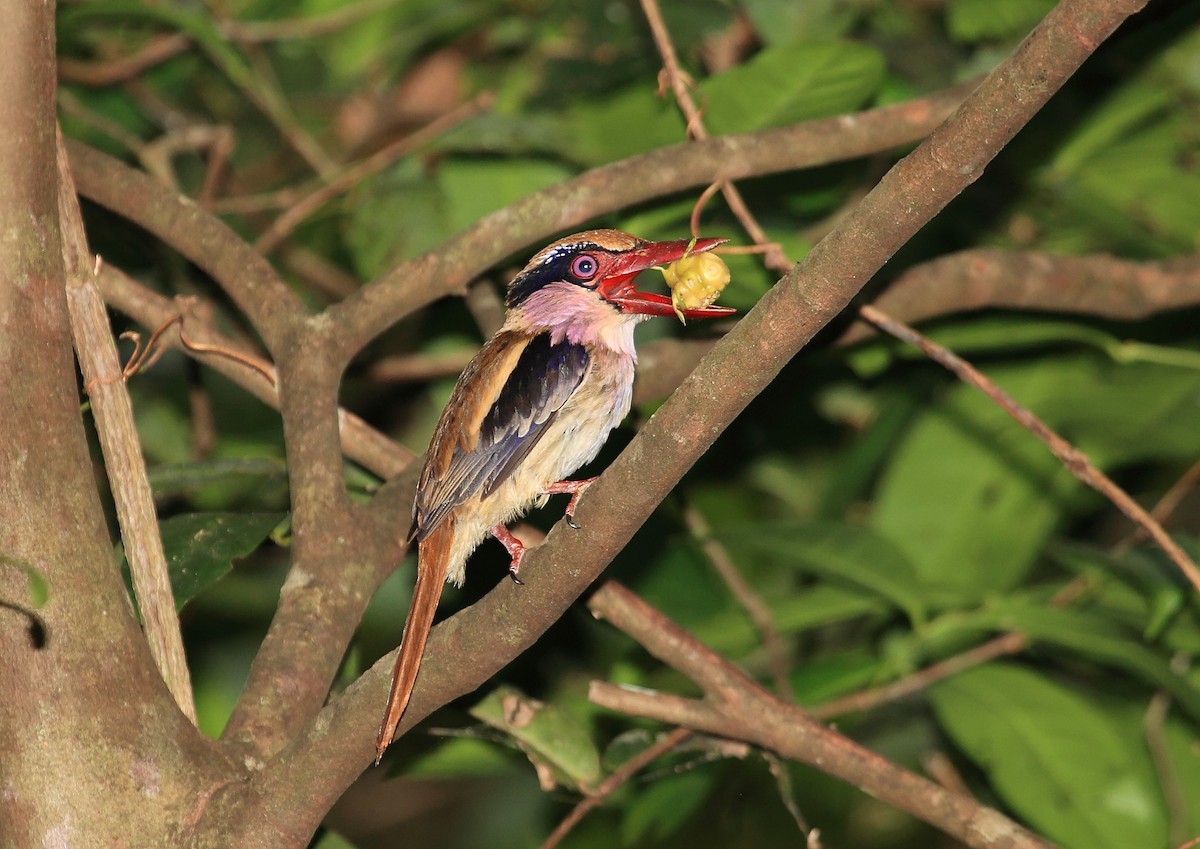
[508,570,524,586]
[566,514,580,530]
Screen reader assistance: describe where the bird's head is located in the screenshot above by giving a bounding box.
[506,230,735,322]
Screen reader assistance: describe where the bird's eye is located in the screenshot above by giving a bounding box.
[570,254,599,282]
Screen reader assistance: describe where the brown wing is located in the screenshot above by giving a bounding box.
[410,331,590,541]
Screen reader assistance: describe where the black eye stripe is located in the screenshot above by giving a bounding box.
[506,242,609,306]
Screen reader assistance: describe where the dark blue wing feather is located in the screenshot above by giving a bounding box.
[412,333,590,539]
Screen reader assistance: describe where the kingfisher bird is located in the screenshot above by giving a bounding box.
[376,229,733,761]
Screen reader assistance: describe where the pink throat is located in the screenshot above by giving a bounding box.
[514,281,640,358]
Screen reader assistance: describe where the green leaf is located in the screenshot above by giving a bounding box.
[1027,355,1200,467]
[436,157,573,234]
[772,583,889,633]
[1162,713,1200,840]
[310,830,360,849]
[563,85,686,165]
[702,42,885,134]
[870,363,1083,592]
[739,0,861,44]
[1049,541,1189,641]
[986,600,1200,723]
[1066,122,1200,251]
[403,735,517,779]
[1049,82,1173,178]
[147,458,289,498]
[791,648,882,705]
[622,768,714,844]
[0,554,50,608]
[931,663,1168,849]
[947,0,1055,43]
[345,159,448,278]
[433,111,573,158]
[118,512,285,613]
[602,729,660,772]
[470,685,602,791]
[716,521,928,626]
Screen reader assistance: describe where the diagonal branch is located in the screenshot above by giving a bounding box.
[586,583,1056,849]
[65,139,307,357]
[56,128,196,723]
[858,303,1200,593]
[839,249,1200,345]
[97,262,415,478]
[327,83,972,357]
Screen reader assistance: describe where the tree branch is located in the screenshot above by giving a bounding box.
[205,2,1148,843]
[95,263,415,478]
[859,303,1200,592]
[56,128,197,722]
[839,249,1200,345]
[326,83,973,358]
[0,7,226,845]
[65,139,307,358]
[586,583,1056,849]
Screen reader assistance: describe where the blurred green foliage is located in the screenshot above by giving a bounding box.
[57,0,1200,847]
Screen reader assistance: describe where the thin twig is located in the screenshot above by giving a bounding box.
[681,503,791,698]
[762,751,813,837]
[1115,456,1200,554]
[219,0,404,43]
[1150,457,1200,528]
[138,125,235,197]
[58,33,192,85]
[838,250,1200,346]
[95,263,414,479]
[1145,691,1191,848]
[587,582,1056,849]
[859,303,1200,595]
[815,579,1091,718]
[280,245,361,300]
[55,127,197,723]
[255,93,492,254]
[922,751,975,798]
[368,350,476,384]
[538,727,693,849]
[811,632,1027,720]
[57,89,145,154]
[641,0,790,273]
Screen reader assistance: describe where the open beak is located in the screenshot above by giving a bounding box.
[598,237,736,319]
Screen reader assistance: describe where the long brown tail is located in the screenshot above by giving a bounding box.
[375,518,455,764]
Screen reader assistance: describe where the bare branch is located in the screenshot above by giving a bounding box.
[255,93,492,255]
[327,83,972,356]
[56,129,196,722]
[682,503,791,698]
[840,249,1200,345]
[859,303,1200,594]
[65,140,308,358]
[538,727,693,849]
[96,263,415,478]
[586,583,1056,849]
[58,33,192,85]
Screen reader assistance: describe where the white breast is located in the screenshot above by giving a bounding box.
[441,346,636,583]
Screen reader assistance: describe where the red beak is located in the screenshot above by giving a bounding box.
[598,237,736,319]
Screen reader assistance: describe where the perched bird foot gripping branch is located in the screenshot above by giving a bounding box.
[375,230,734,763]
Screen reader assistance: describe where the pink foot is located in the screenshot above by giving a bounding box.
[541,477,597,529]
[490,524,527,584]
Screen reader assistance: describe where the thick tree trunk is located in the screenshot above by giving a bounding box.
[0,5,227,846]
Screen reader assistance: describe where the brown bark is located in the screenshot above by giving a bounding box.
[0,5,226,846]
